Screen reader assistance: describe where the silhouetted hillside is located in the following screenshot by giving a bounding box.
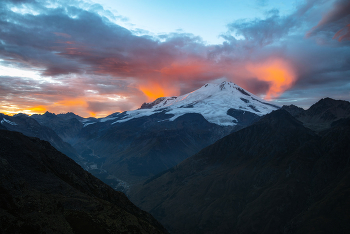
[0,130,168,234]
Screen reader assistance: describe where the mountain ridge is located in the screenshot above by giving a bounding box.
[282,97,350,131]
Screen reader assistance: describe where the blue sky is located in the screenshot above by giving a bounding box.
[96,0,300,44]
[0,0,349,117]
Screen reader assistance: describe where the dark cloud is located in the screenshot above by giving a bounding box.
[225,9,295,47]
[307,0,350,35]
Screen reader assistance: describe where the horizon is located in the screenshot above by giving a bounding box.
[1,0,350,118]
[2,90,346,119]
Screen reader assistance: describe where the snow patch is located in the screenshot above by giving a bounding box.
[1,118,18,125]
[83,122,96,127]
[99,116,119,122]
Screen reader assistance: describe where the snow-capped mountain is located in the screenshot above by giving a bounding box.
[105,81,279,126]
[66,82,280,186]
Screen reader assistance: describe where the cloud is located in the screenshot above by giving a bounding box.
[333,24,350,41]
[0,0,350,116]
[307,0,350,38]
[225,9,295,47]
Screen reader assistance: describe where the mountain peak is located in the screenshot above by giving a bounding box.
[201,81,251,95]
[281,104,304,116]
[310,97,349,110]
[111,82,280,126]
[43,111,56,118]
[257,109,304,129]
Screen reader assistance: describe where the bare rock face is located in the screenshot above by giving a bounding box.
[0,130,168,234]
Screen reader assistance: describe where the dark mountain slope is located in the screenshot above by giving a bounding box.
[0,123,6,130]
[77,112,234,185]
[0,113,80,162]
[31,111,83,144]
[132,110,350,234]
[284,117,350,233]
[0,130,168,234]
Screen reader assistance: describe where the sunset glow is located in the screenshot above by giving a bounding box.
[160,62,208,78]
[54,98,87,107]
[28,105,47,114]
[247,59,296,100]
[139,82,179,101]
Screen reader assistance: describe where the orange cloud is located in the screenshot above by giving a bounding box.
[161,62,205,77]
[54,98,87,107]
[246,58,296,100]
[139,82,179,101]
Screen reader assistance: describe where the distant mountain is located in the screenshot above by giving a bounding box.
[281,104,304,116]
[131,109,350,234]
[283,97,350,131]
[0,130,168,234]
[57,112,84,121]
[0,113,80,162]
[32,111,84,144]
[71,82,279,187]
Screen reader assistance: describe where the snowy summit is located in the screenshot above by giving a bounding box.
[108,81,280,126]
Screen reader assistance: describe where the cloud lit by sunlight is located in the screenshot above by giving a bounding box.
[246,58,296,100]
[0,64,41,79]
[54,98,87,107]
[139,82,179,101]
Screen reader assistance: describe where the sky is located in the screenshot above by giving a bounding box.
[0,0,349,117]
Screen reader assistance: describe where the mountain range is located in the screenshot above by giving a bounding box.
[8,81,278,191]
[1,81,350,233]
